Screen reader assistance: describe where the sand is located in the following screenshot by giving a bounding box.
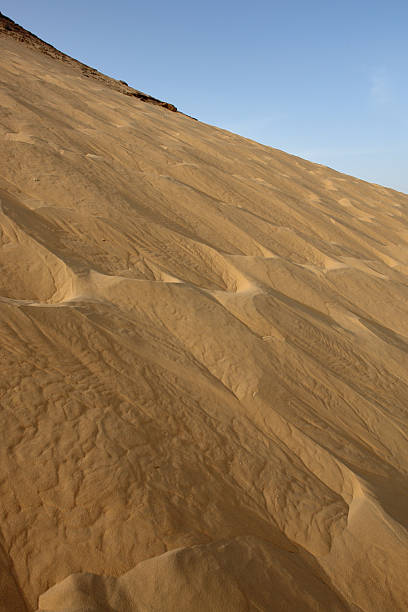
[0,12,408,612]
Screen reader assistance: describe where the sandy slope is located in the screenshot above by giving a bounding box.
[1,15,408,612]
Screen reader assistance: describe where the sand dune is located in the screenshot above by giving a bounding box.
[1,12,408,612]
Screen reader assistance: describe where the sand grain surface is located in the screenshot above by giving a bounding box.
[0,14,408,612]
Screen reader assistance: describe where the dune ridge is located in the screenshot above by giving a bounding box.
[0,12,177,112]
[1,14,408,612]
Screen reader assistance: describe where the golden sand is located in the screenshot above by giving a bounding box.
[0,14,407,612]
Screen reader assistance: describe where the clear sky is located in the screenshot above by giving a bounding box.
[2,0,407,193]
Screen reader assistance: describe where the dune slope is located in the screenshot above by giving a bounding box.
[1,13,408,612]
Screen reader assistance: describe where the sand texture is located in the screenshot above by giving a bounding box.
[1,14,408,612]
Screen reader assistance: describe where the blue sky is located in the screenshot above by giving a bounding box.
[3,1,407,193]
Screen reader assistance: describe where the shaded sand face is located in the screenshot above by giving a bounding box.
[1,16,408,612]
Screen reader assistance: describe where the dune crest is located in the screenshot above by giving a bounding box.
[1,12,408,612]
[37,537,353,612]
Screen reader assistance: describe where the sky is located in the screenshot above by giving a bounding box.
[2,0,407,193]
